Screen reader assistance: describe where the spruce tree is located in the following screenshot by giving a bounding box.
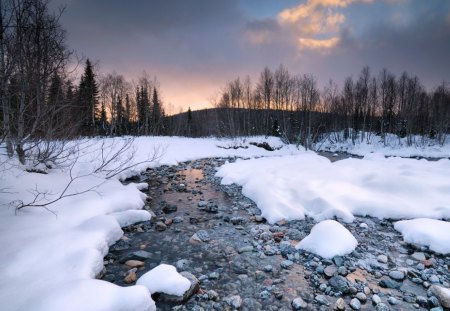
[78,59,99,136]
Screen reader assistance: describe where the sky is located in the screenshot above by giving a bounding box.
[54,0,450,113]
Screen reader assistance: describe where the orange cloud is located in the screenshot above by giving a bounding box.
[279,0,373,51]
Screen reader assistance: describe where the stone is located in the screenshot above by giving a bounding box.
[379,277,401,289]
[388,270,405,281]
[230,217,246,225]
[259,290,270,299]
[429,275,440,284]
[335,298,346,310]
[350,298,361,310]
[224,295,243,309]
[124,271,137,284]
[162,204,177,213]
[430,285,450,308]
[198,201,207,208]
[159,271,200,303]
[387,297,397,305]
[173,216,184,223]
[377,255,388,264]
[124,260,145,268]
[155,221,167,231]
[416,296,428,307]
[372,294,382,305]
[333,256,345,267]
[238,245,254,253]
[209,272,220,279]
[190,230,210,243]
[281,260,294,269]
[411,252,426,261]
[324,265,337,278]
[315,295,330,306]
[175,259,190,271]
[355,292,367,303]
[263,265,273,272]
[375,303,390,311]
[207,290,219,301]
[329,275,350,294]
[119,250,152,263]
[292,297,308,310]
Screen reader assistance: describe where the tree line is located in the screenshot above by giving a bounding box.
[176,65,449,150]
[0,0,166,164]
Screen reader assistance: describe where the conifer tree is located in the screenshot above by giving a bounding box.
[78,59,99,136]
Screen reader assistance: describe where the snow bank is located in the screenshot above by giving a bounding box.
[394,219,450,254]
[216,153,450,223]
[1,136,296,311]
[137,264,191,296]
[318,132,450,158]
[296,220,358,259]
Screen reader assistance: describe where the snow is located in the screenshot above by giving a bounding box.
[216,153,450,223]
[137,264,191,296]
[1,135,450,310]
[0,136,296,311]
[318,132,450,158]
[394,219,450,254]
[296,220,358,259]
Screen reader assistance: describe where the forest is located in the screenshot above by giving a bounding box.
[1,0,449,165]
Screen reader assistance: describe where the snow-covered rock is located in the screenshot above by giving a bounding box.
[137,264,191,296]
[296,220,358,259]
[394,218,450,254]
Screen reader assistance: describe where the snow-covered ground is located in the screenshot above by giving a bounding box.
[317,132,450,158]
[0,136,302,311]
[1,135,449,310]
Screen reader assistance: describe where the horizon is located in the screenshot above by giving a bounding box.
[54,0,450,113]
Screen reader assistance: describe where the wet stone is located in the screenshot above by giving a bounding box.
[292,297,308,310]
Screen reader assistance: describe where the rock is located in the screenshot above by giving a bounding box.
[429,275,440,284]
[124,260,145,268]
[207,290,219,301]
[173,216,184,223]
[377,255,388,264]
[208,272,220,279]
[155,221,167,231]
[159,271,200,303]
[315,295,330,306]
[329,275,350,294]
[281,260,294,269]
[205,202,219,213]
[162,204,177,213]
[379,277,401,289]
[238,245,254,253]
[225,295,243,309]
[411,252,426,261]
[355,292,367,303]
[350,298,361,310]
[119,250,152,263]
[175,259,190,271]
[254,215,264,222]
[388,270,405,281]
[387,297,397,305]
[416,295,428,307]
[292,297,308,310]
[430,285,450,308]
[335,298,346,310]
[190,230,210,243]
[333,256,345,267]
[104,274,116,283]
[263,265,273,272]
[197,201,207,208]
[259,290,270,299]
[124,271,137,284]
[372,294,382,305]
[230,217,246,225]
[324,265,337,278]
[422,259,434,267]
[375,303,390,311]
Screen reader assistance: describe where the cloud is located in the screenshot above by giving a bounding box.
[278,0,373,51]
[244,19,280,45]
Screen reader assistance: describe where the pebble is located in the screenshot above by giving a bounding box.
[292,297,308,310]
[411,252,426,261]
[124,260,145,268]
[375,303,390,311]
[350,298,361,310]
[388,270,405,281]
[335,298,346,310]
[372,294,382,305]
[377,255,388,264]
[224,295,243,309]
[280,260,294,269]
[315,295,330,306]
[124,270,137,284]
[355,292,367,303]
[155,221,167,231]
[387,297,397,305]
[430,285,450,308]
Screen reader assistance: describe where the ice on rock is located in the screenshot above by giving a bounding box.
[296,220,358,259]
